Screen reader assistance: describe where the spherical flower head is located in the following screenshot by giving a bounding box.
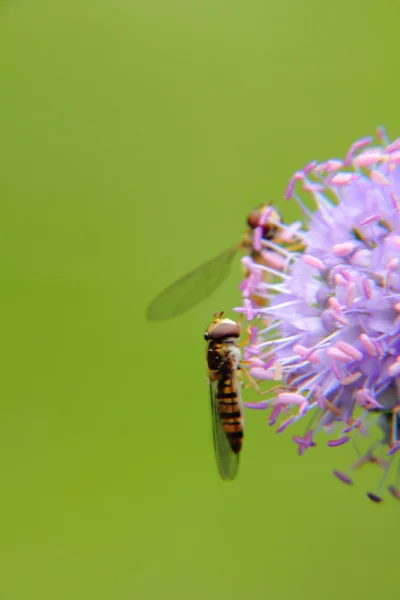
[236,128,400,501]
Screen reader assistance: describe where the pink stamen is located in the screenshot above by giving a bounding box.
[387,444,400,457]
[327,347,355,363]
[242,298,255,320]
[314,387,326,410]
[376,126,388,145]
[269,405,281,426]
[355,389,382,408]
[292,344,320,365]
[258,207,273,227]
[276,416,295,433]
[335,341,363,361]
[249,326,258,344]
[345,283,355,307]
[341,372,362,386]
[388,486,400,500]
[328,297,342,313]
[387,258,399,271]
[249,367,275,380]
[244,401,270,410]
[315,160,343,173]
[302,182,324,193]
[362,278,373,299]
[330,312,349,326]
[352,250,371,268]
[336,267,352,281]
[388,359,400,377]
[303,161,317,175]
[353,150,382,168]
[367,493,383,503]
[279,221,303,242]
[384,138,400,153]
[389,235,400,248]
[360,214,381,226]
[330,173,359,186]
[327,436,350,447]
[334,273,347,287]
[285,171,303,200]
[359,333,378,356]
[344,136,373,166]
[332,241,356,257]
[386,150,400,165]
[370,170,389,186]
[253,226,263,252]
[333,470,353,485]
[302,254,325,271]
[260,250,286,271]
[275,392,306,405]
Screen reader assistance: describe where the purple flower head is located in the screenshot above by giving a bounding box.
[237,128,400,500]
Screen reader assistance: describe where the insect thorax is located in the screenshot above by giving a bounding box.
[207,340,240,372]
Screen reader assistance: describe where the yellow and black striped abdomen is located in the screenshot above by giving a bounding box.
[216,375,243,454]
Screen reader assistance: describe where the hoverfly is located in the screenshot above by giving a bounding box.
[146,205,295,321]
[204,313,244,480]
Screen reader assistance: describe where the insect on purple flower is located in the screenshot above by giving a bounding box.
[235,127,400,501]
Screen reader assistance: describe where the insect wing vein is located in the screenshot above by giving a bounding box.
[146,245,238,321]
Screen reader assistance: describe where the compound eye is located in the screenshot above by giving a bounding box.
[204,332,209,340]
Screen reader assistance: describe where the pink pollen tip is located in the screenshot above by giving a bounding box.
[292,344,320,365]
[353,150,382,168]
[386,150,400,165]
[315,159,343,173]
[276,416,295,434]
[388,360,400,377]
[367,492,383,503]
[359,333,378,356]
[252,226,263,252]
[341,371,362,386]
[249,367,275,381]
[326,347,354,363]
[244,401,270,410]
[384,139,400,153]
[387,444,400,456]
[285,171,303,199]
[302,254,325,271]
[332,470,353,485]
[335,341,363,361]
[360,214,381,226]
[258,207,273,227]
[330,172,358,186]
[328,297,342,313]
[303,161,317,174]
[370,170,389,186]
[269,405,281,426]
[276,392,306,405]
[327,437,350,447]
[332,241,356,257]
[390,236,400,248]
[388,485,400,500]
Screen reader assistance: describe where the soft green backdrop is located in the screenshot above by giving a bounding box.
[0,1,398,599]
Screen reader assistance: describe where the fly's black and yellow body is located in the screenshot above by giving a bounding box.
[204,314,243,480]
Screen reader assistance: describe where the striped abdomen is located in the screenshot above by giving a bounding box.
[216,372,243,453]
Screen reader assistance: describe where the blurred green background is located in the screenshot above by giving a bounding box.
[0,1,398,598]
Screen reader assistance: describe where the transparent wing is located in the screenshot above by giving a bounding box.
[145,245,238,321]
[209,381,239,481]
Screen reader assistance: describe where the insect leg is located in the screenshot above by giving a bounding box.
[240,363,285,396]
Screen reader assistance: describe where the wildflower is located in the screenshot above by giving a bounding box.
[236,128,400,501]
